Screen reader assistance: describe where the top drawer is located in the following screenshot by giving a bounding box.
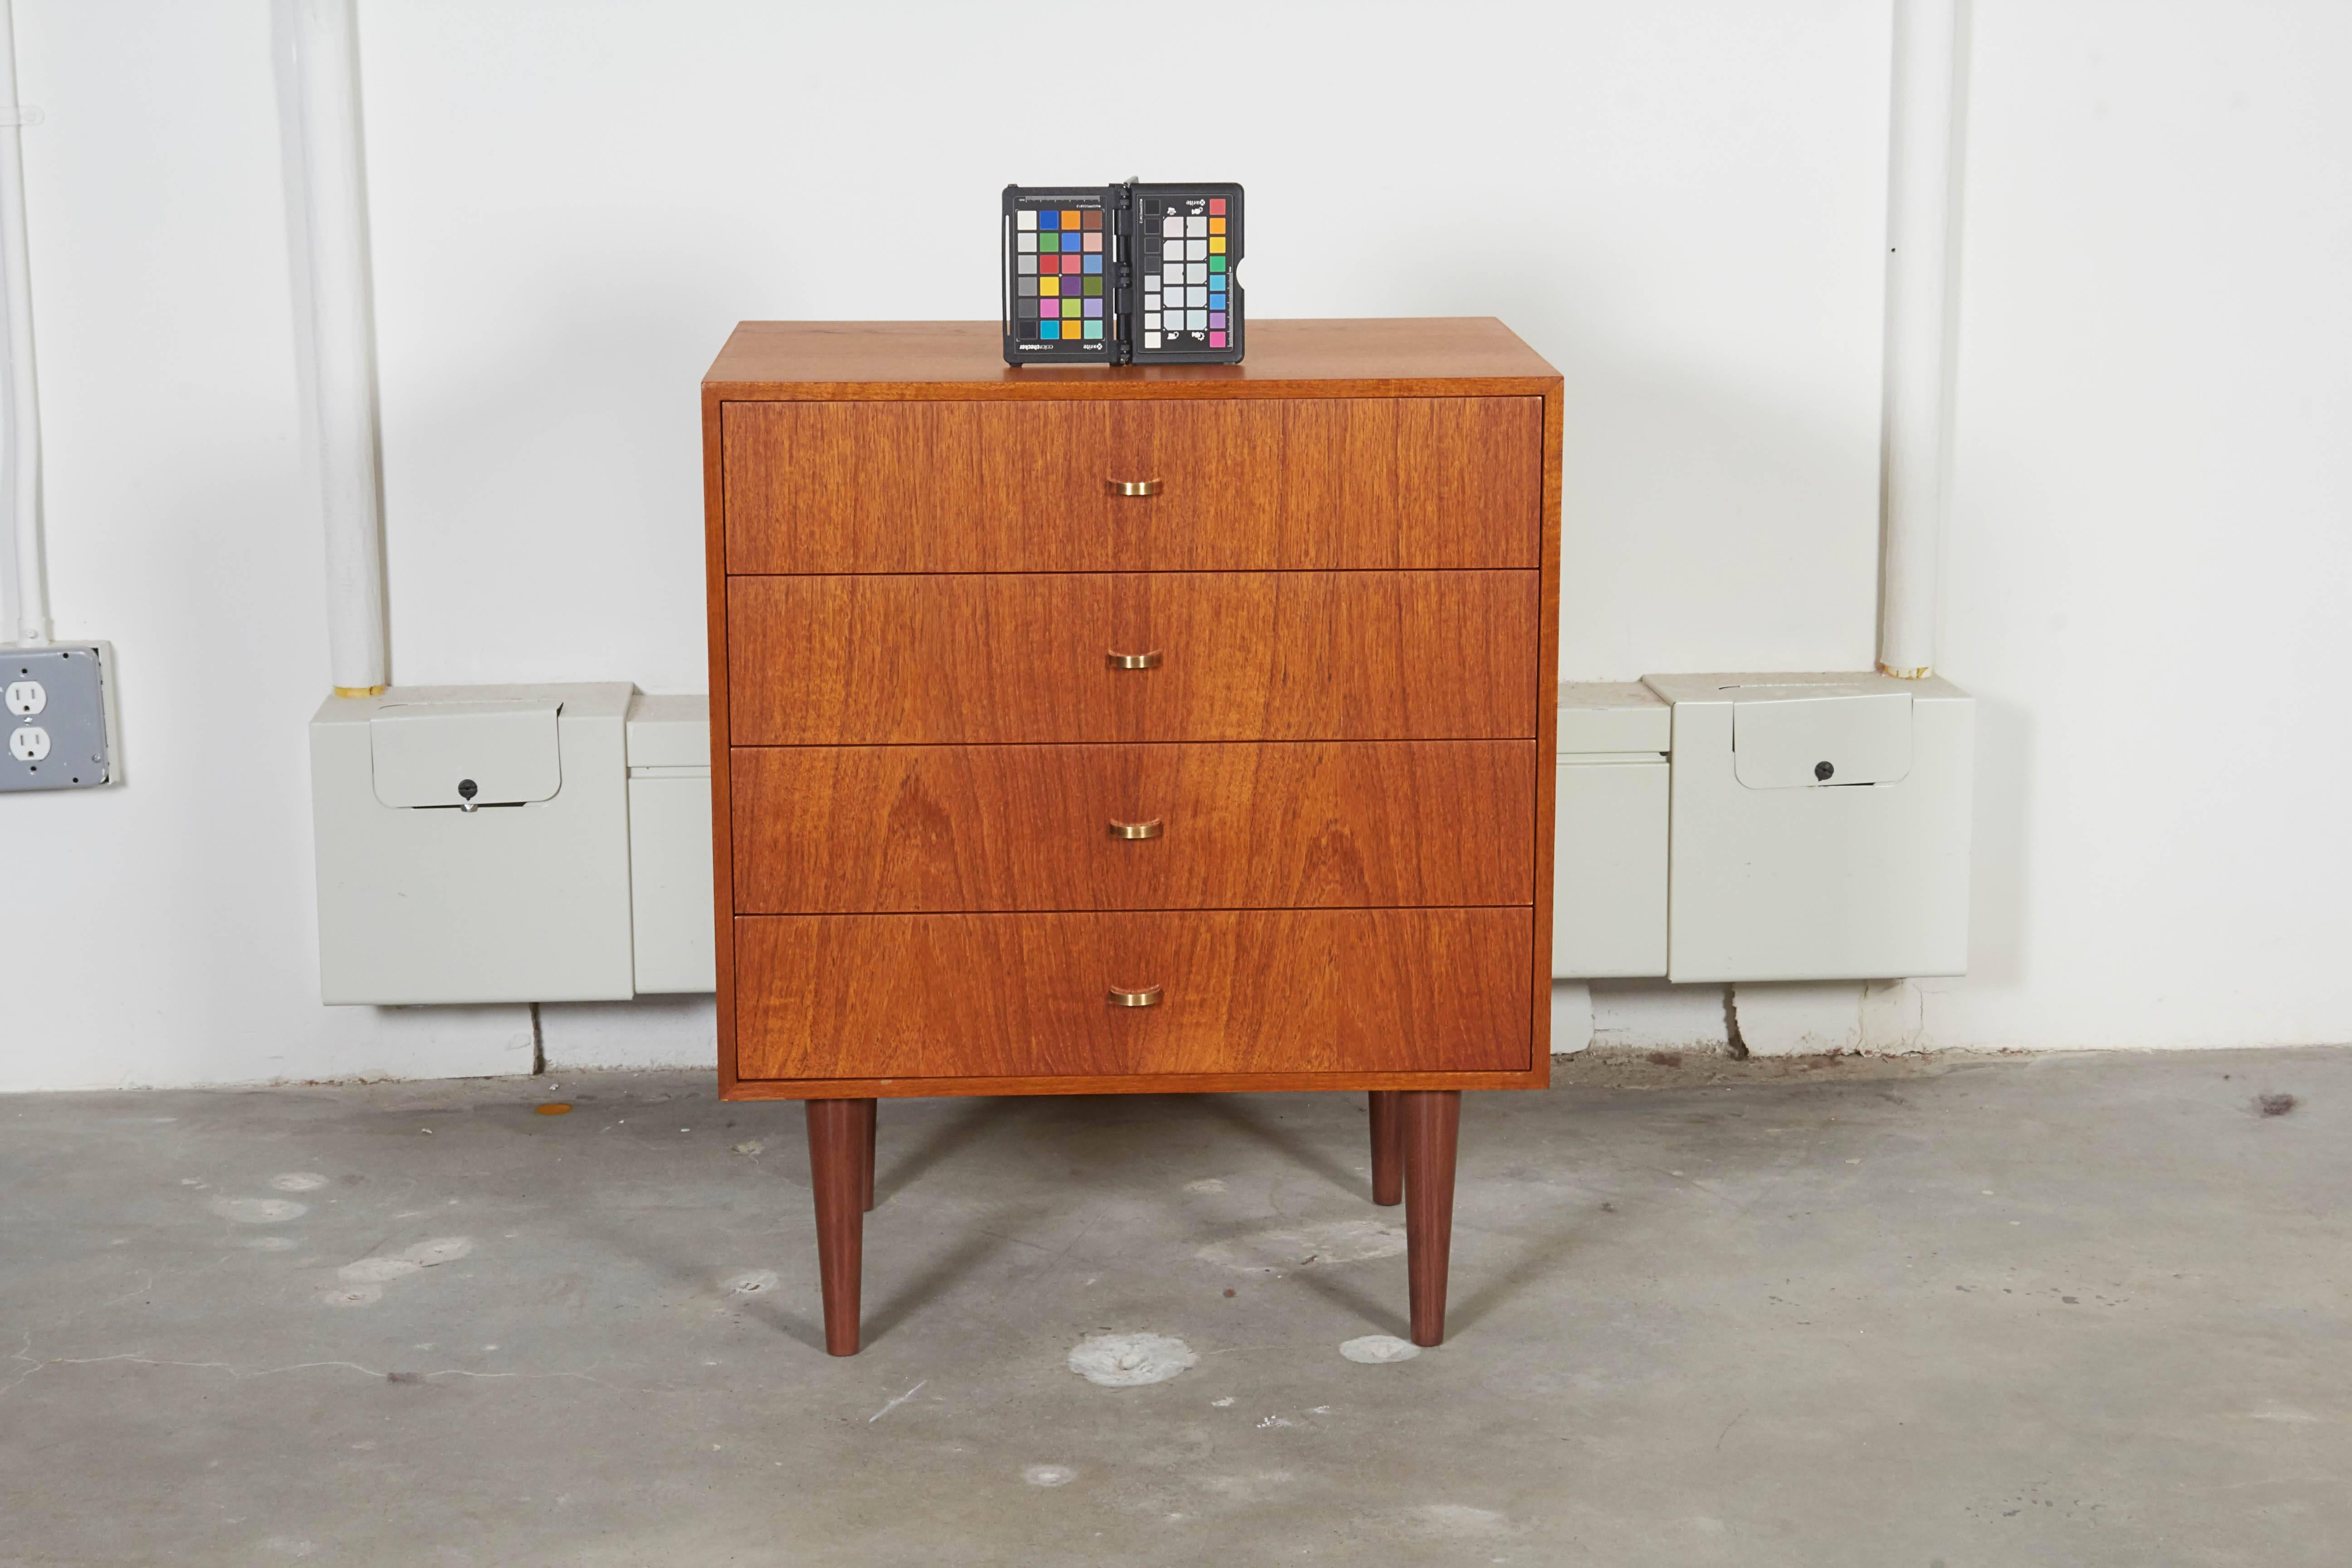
[720,396,1542,573]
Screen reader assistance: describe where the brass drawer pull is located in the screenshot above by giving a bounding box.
[1107,649,1163,670]
[1107,985,1164,1008]
[1105,478,1162,498]
[1108,818,1164,840]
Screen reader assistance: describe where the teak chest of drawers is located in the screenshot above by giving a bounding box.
[703,318,1563,1354]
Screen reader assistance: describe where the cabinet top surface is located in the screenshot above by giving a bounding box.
[705,318,1560,400]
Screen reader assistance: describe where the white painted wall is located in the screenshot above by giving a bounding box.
[2,1,2346,1089]
[1934,1,2352,1050]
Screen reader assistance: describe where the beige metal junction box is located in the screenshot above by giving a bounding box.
[1645,671,1975,982]
[1551,673,1975,984]
[624,693,715,995]
[1553,683,1671,978]
[310,683,638,1005]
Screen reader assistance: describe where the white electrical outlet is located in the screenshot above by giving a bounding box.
[3,642,117,793]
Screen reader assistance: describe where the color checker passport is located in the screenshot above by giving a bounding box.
[1002,181,1244,367]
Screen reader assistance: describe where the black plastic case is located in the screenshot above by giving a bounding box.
[1000,180,1243,368]
[1001,184,1122,365]
[1125,181,1244,366]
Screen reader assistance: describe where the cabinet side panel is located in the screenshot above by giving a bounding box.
[704,389,739,1092]
[1530,386,1564,1078]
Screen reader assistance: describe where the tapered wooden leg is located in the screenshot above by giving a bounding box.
[858,1098,877,1212]
[806,1099,870,1356]
[1368,1091,1404,1206]
[1401,1090,1460,1348]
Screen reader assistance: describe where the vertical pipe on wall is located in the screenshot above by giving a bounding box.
[0,0,48,647]
[276,0,387,695]
[1877,0,1967,680]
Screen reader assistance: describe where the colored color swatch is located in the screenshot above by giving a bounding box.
[1010,201,1110,345]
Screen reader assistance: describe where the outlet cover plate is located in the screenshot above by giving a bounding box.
[2,643,113,792]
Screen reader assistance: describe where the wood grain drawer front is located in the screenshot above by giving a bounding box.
[730,741,1537,913]
[720,397,1541,573]
[734,909,1533,1080]
[727,571,1539,745]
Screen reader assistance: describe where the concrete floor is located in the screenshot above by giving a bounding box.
[3,1048,2347,1567]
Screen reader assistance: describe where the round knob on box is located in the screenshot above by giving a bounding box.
[1107,985,1164,1008]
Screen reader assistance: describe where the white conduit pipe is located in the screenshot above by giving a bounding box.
[1877,0,1966,680]
[278,0,387,695]
[0,0,48,647]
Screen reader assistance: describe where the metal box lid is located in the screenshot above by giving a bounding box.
[1640,672,1972,789]
[1730,688,1912,787]
[370,699,563,808]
